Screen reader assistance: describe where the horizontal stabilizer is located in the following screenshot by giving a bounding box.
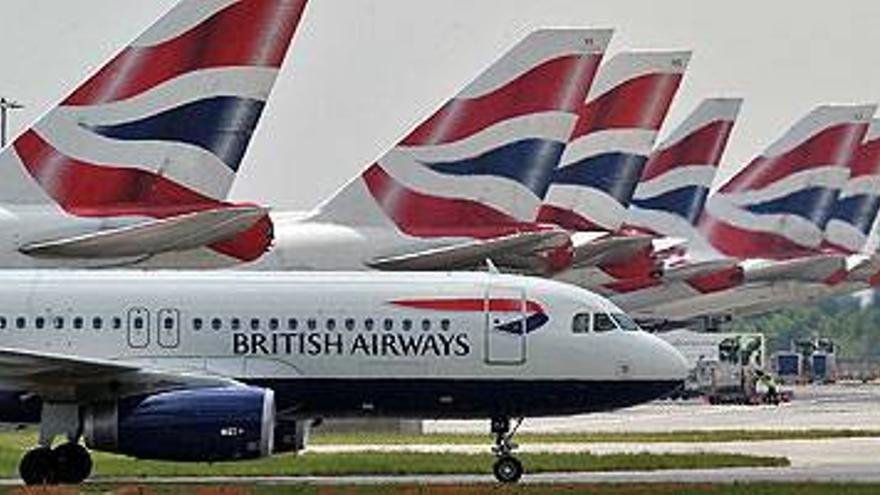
[21,206,269,259]
[742,255,846,283]
[571,232,655,268]
[368,230,569,272]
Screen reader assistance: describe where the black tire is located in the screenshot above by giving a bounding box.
[52,443,93,484]
[493,455,523,483]
[19,447,54,485]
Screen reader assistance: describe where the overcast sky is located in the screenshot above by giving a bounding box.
[1,0,879,210]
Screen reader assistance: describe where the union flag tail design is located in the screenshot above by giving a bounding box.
[627,98,742,238]
[700,104,874,260]
[0,0,308,261]
[824,120,880,254]
[313,29,613,240]
[537,50,690,232]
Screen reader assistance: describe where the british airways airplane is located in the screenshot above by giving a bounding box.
[0,270,686,485]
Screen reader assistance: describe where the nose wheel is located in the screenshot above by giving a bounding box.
[19,442,92,485]
[490,417,524,483]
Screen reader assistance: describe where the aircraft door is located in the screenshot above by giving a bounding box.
[157,308,181,349]
[485,286,527,365]
[127,308,150,349]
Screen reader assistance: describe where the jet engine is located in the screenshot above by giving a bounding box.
[83,386,278,462]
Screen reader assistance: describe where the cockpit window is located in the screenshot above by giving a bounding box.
[612,312,640,332]
[572,313,591,334]
[594,313,616,333]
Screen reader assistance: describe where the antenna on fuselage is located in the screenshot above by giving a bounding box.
[485,258,500,274]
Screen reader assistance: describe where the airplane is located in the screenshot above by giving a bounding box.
[0,269,687,485]
[615,104,875,328]
[0,0,308,268]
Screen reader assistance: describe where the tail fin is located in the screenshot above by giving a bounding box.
[700,104,875,259]
[312,29,613,238]
[825,119,880,254]
[626,98,742,237]
[0,0,306,214]
[537,50,691,232]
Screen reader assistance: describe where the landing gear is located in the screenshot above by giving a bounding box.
[19,443,92,485]
[19,402,93,485]
[490,417,524,483]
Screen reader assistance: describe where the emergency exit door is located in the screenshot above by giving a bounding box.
[485,286,527,365]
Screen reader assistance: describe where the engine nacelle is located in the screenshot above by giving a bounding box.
[84,386,275,462]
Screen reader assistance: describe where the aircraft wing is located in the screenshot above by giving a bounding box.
[662,258,740,281]
[570,232,655,268]
[367,230,569,272]
[0,347,239,401]
[20,206,269,259]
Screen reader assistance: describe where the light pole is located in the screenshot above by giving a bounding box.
[0,97,24,148]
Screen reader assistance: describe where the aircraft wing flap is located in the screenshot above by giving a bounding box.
[0,347,239,401]
[368,230,568,271]
[19,206,269,259]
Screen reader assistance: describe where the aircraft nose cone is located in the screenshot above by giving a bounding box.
[641,333,689,381]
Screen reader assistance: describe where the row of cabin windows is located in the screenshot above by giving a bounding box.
[192,317,453,333]
[0,316,124,331]
[571,312,641,334]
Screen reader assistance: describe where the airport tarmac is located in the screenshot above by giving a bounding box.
[425,383,880,433]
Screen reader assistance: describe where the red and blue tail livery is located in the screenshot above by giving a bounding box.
[313,29,613,240]
[627,98,742,238]
[700,105,874,260]
[825,120,880,254]
[538,51,690,232]
[0,0,307,262]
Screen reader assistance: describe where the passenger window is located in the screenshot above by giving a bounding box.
[112,317,122,330]
[231,318,241,331]
[441,319,451,332]
[54,317,64,330]
[193,318,203,331]
[269,318,280,331]
[250,318,260,331]
[364,319,375,331]
[326,319,336,331]
[0,317,6,330]
[73,317,83,330]
[307,319,317,331]
[422,319,431,332]
[402,319,412,332]
[594,313,616,333]
[134,317,144,330]
[164,317,175,330]
[93,317,103,330]
[572,313,591,334]
[383,318,394,331]
[15,317,25,329]
[35,317,45,330]
[345,318,356,331]
[287,318,298,331]
[211,318,222,331]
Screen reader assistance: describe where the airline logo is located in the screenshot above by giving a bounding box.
[539,51,690,232]
[825,120,880,254]
[700,105,874,259]
[391,298,549,335]
[349,29,612,240]
[2,0,308,261]
[627,98,741,237]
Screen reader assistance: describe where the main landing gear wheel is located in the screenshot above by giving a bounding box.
[490,416,525,483]
[19,443,93,485]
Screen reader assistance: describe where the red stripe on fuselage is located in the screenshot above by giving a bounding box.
[570,73,682,140]
[401,55,601,147]
[65,0,307,106]
[391,298,544,313]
